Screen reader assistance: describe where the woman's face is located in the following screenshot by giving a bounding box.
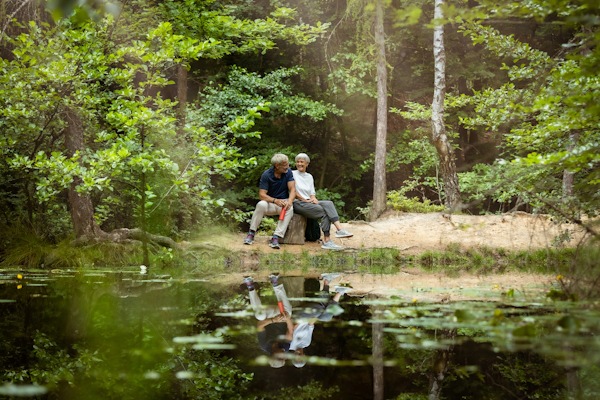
[295,158,309,172]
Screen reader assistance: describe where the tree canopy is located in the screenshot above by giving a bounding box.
[1,0,598,262]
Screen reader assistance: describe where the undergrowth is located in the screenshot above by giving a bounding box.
[2,226,597,300]
[386,189,446,213]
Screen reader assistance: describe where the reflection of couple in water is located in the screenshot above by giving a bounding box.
[243,273,352,368]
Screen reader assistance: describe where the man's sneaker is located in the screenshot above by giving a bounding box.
[335,229,353,238]
[244,232,255,245]
[269,236,281,249]
[269,273,280,286]
[320,273,341,283]
[243,276,255,291]
[321,240,343,250]
[334,286,353,295]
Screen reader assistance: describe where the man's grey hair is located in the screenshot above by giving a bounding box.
[269,357,286,368]
[295,153,310,163]
[271,153,289,165]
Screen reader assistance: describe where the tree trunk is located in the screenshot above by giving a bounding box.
[428,348,451,400]
[176,64,188,135]
[428,330,455,400]
[372,316,384,400]
[371,0,388,221]
[318,127,332,189]
[64,108,104,239]
[562,131,579,198]
[431,0,461,211]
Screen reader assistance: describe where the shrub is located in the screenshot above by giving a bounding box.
[387,189,445,213]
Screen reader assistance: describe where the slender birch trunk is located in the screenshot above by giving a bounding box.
[431,0,461,210]
[562,131,579,198]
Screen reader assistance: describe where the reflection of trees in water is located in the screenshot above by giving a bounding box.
[369,299,450,400]
[428,330,455,400]
[372,316,384,400]
[4,274,597,399]
[359,297,595,400]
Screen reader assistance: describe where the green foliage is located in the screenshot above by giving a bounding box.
[414,245,579,276]
[495,354,563,399]
[2,331,101,389]
[393,394,428,400]
[45,0,121,21]
[362,128,447,210]
[387,188,446,213]
[458,162,557,213]
[0,232,142,269]
[0,229,54,269]
[196,66,341,132]
[263,381,339,399]
[160,0,330,53]
[174,348,253,400]
[0,279,254,399]
[546,244,600,302]
[328,50,377,97]
[0,0,336,246]
[453,13,600,218]
[355,248,404,274]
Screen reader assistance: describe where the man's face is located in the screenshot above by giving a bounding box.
[275,161,289,174]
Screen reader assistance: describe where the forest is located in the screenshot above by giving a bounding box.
[0,0,598,265]
[1,1,599,399]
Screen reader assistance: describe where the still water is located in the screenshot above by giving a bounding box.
[1,268,599,400]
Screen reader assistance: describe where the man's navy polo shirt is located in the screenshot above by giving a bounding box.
[257,322,291,354]
[259,167,294,199]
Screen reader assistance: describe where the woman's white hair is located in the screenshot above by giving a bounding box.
[295,153,310,163]
[271,153,289,165]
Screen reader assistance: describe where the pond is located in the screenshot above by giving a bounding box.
[1,268,599,400]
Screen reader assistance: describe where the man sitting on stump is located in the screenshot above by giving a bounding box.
[244,153,296,249]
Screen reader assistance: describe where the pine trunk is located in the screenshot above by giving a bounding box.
[371,0,388,220]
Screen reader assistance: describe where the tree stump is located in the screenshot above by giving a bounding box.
[282,214,306,245]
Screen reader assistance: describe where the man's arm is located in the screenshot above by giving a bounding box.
[260,188,281,205]
[286,181,296,210]
[261,188,288,207]
[257,316,280,332]
[284,312,294,341]
[259,188,270,202]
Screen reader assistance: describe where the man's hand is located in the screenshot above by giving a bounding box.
[272,313,287,323]
[275,199,291,209]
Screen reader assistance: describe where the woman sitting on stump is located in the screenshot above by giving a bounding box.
[292,153,353,250]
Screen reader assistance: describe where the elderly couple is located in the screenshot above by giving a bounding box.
[243,273,351,368]
[244,153,353,250]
